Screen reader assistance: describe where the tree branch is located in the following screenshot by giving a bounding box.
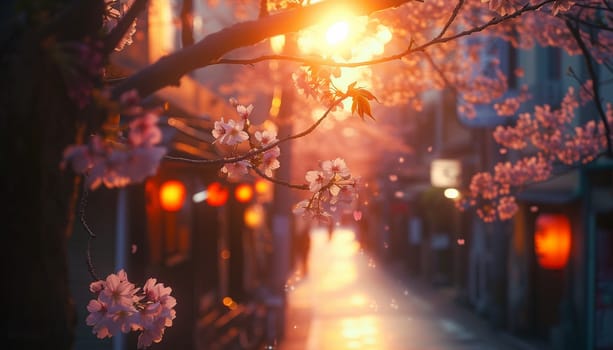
[251,166,309,190]
[180,0,195,48]
[433,0,464,41]
[566,19,613,157]
[104,0,148,54]
[111,0,412,99]
[213,0,555,70]
[164,95,346,165]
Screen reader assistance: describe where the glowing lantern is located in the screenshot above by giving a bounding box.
[159,180,186,212]
[235,183,253,203]
[206,182,228,207]
[244,204,264,229]
[534,214,571,269]
[255,179,273,203]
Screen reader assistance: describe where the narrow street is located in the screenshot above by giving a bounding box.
[278,226,539,350]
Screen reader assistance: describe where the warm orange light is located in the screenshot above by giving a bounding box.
[222,296,237,310]
[159,180,186,212]
[326,21,349,45]
[244,204,264,229]
[220,249,231,260]
[255,179,269,194]
[234,183,253,203]
[534,214,571,269]
[206,182,228,207]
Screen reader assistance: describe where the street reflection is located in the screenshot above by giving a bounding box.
[284,225,386,350]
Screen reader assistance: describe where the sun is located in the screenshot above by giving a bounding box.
[325,21,349,45]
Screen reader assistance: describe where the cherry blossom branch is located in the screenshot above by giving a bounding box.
[104,0,148,54]
[111,0,413,99]
[164,95,346,165]
[566,19,613,157]
[214,0,555,69]
[433,0,465,41]
[251,166,309,190]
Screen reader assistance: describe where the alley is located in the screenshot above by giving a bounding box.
[278,226,535,350]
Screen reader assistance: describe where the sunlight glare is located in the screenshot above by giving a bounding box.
[326,21,349,45]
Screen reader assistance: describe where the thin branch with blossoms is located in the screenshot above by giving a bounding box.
[432,0,465,41]
[213,0,556,69]
[252,166,309,190]
[164,94,348,166]
[110,0,415,99]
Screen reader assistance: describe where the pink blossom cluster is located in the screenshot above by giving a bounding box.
[494,85,531,117]
[61,90,167,189]
[463,84,612,222]
[86,270,176,349]
[212,99,281,179]
[293,158,360,221]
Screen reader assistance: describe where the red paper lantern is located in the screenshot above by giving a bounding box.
[159,180,186,212]
[234,183,253,203]
[534,214,571,269]
[206,182,228,207]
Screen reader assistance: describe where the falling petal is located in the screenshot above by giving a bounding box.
[353,210,362,221]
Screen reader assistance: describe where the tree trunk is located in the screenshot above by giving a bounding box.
[3,29,79,349]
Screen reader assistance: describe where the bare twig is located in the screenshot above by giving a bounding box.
[79,179,100,282]
[252,167,309,190]
[566,20,612,157]
[433,0,465,41]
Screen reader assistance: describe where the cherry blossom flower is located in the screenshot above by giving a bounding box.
[305,170,328,192]
[254,129,278,146]
[322,158,350,178]
[61,91,167,190]
[212,117,228,141]
[129,110,163,146]
[497,196,518,220]
[86,270,176,349]
[295,159,359,219]
[236,103,254,122]
[259,146,281,177]
[212,118,248,146]
[98,269,139,308]
[221,160,250,179]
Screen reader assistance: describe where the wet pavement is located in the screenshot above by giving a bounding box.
[278,226,540,350]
